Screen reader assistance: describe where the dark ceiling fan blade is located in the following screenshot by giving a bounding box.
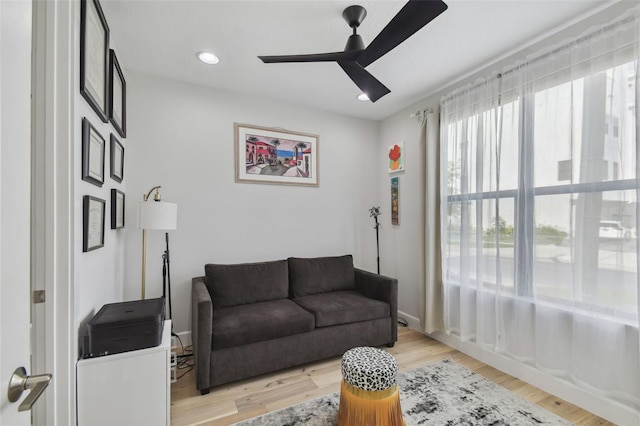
[258,1,446,100]
[259,50,361,64]
[338,61,390,102]
[356,0,448,68]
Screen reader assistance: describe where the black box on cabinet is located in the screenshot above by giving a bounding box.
[83,298,165,358]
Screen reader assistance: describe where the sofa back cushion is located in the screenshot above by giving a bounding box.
[205,260,289,309]
[288,255,356,297]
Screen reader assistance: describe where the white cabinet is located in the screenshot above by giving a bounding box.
[77,320,171,425]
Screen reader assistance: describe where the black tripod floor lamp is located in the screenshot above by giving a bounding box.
[138,186,178,324]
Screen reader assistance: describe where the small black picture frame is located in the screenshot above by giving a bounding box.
[83,195,105,252]
[82,117,105,187]
[109,49,126,137]
[80,0,110,122]
[110,134,124,183]
[111,189,125,229]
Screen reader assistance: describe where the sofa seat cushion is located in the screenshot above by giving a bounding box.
[212,299,315,350]
[288,255,356,297]
[293,291,390,328]
[205,260,289,309]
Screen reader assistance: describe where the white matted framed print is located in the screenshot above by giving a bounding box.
[110,134,124,183]
[83,195,105,252]
[82,117,105,187]
[111,189,125,229]
[80,0,109,122]
[109,49,126,138]
[235,123,319,187]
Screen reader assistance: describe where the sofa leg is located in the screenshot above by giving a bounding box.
[386,342,395,348]
[200,389,210,395]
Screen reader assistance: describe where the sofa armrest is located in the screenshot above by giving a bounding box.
[192,276,213,392]
[354,268,398,343]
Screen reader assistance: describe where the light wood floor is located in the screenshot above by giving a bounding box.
[170,327,613,426]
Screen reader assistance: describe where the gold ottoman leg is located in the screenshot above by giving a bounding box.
[337,380,405,426]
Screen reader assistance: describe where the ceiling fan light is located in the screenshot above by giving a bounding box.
[357,93,370,102]
[197,51,219,65]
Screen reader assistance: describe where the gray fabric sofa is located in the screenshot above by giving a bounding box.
[191,255,398,394]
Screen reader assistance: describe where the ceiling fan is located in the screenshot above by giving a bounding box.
[258,0,448,103]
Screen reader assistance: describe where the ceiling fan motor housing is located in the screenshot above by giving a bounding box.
[345,34,365,52]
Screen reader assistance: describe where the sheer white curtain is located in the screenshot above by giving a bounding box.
[440,6,640,411]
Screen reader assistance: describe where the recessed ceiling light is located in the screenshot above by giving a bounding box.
[357,93,369,102]
[197,51,219,65]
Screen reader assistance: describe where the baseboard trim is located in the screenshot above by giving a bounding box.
[429,331,639,425]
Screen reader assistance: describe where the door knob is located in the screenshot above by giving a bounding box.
[7,367,52,411]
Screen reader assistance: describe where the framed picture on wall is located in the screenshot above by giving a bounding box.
[111,189,125,229]
[235,123,319,187]
[82,117,105,187]
[80,0,110,122]
[391,176,399,225]
[110,134,124,183]
[83,195,105,252]
[388,143,404,173]
[109,49,126,138]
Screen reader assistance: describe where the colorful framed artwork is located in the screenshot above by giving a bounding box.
[82,117,105,187]
[110,134,124,183]
[235,123,319,187]
[388,143,404,173]
[109,49,126,138]
[391,176,399,225]
[111,189,125,229]
[83,195,105,252]
[80,0,110,122]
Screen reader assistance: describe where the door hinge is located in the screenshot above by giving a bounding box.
[33,290,45,304]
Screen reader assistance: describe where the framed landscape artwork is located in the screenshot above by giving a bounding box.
[235,123,319,187]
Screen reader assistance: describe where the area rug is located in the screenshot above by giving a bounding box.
[232,358,572,425]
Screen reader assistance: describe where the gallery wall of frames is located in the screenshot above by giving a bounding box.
[79,0,127,252]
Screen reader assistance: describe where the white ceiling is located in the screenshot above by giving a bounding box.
[101,0,612,121]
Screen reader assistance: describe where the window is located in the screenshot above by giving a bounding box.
[444,60,638,323]
[440,9,640,407]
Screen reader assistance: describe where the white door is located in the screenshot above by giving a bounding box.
[0,0,50,424]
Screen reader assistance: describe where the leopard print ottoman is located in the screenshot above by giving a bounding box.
[341,346,398,391]
[338,347,404,425]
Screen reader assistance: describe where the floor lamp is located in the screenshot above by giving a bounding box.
[138,187,177,323]
[369,206,381,274]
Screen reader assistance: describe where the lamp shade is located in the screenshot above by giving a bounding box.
[138,201,177,230]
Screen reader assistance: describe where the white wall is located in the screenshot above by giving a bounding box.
[123,72,381,333]
[376,116,425,325]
